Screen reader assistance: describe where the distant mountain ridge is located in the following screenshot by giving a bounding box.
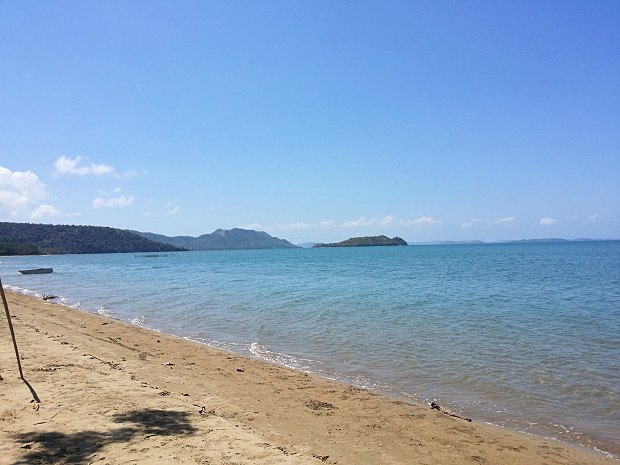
[0,222,184,255]
[411,238,618,245]
[131,228,299,250]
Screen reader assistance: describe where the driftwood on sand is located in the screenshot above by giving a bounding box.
[430,402,472,422]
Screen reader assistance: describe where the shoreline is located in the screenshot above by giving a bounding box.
[1,290,617,464]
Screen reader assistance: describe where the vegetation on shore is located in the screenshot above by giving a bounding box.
[313,235,408,248]
[0,222,184,255]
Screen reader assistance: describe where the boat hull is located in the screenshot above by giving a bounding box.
[19,268,53,275]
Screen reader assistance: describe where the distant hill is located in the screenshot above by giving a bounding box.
[313,235,408,248]
[411,238,617,245]
[0,222,184,255]
[131,228,299,250]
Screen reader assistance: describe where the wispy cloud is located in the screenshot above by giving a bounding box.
[165,203,180,215]
[243,216,439,236]
[0,166,47,215]
[241,223,264,231]
[462,218,481,230]
[118,169,146,178]
[588,213,602,223]
[342,217,374,227]
[54,155,115,176]
[276,222,316,230]
[248,220,338,232]
[92,194,135,208]
[31,204,61,219]
[462,217,515,229]
[539,216,558,226]
[492,216,515,225]
[412,215,441,226]
[343,215,441,228]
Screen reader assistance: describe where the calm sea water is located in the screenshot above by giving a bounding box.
[1,241,619,458]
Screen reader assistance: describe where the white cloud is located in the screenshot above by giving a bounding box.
[319,220,336,229]
[343,217,376,228]
[492,216,515,225]
[92,194,135,208]
[275,222,316,231]
[31,204,61,219]
[381,215,399,225]
[117,169,146,178]
[54,155,115,176]
[463,217,515,229]
[413,215,441,226]
[0,166,47,215]
[243,220,336,233]
[588,213,602,223]
[539,216,558,226]
[343,215,441,228]
[166,205,180,216]
[241,223,264,231]
[462,218,480,229]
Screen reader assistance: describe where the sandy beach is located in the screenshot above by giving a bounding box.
[1,290,615,465]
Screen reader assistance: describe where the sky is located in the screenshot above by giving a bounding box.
[1,1,619,244]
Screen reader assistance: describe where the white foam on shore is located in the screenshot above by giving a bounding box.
[97,305,114,318]
[131,314,147,327]
[3,284,39,298]
[249,342,320,373]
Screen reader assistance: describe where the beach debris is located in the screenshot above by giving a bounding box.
[305,399,337,411]
[159,390,170,396]
[430,402,471,422]
[162,362,174,366]
[198,406,217,416]
[42,294,57,301]
[312,454,330,461]
[236,368,245,372]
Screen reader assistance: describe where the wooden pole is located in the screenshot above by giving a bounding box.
[0,277,24,379]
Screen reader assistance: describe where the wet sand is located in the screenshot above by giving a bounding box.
[1,291,615,464]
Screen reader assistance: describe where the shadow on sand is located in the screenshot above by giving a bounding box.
[13,408,197,464]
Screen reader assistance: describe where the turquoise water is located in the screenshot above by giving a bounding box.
[1,241,619,457]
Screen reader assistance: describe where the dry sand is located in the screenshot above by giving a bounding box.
[0,291,615,465]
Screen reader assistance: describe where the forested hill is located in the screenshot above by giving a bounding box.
[132,228,299,250]
[0,222,184,255]
[314,235,408,247]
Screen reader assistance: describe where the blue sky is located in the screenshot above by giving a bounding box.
[1,1,618,243]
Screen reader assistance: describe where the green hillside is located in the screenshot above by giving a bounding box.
[132,228,299,250]
[0,222,185,255]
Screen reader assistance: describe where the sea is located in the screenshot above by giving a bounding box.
[1,241,618,458]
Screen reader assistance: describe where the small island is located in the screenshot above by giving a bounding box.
[313,235,408,248]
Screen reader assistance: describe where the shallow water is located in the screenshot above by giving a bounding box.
[2,241,619,457]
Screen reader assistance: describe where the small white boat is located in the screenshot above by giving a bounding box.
[19,268,53,275]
